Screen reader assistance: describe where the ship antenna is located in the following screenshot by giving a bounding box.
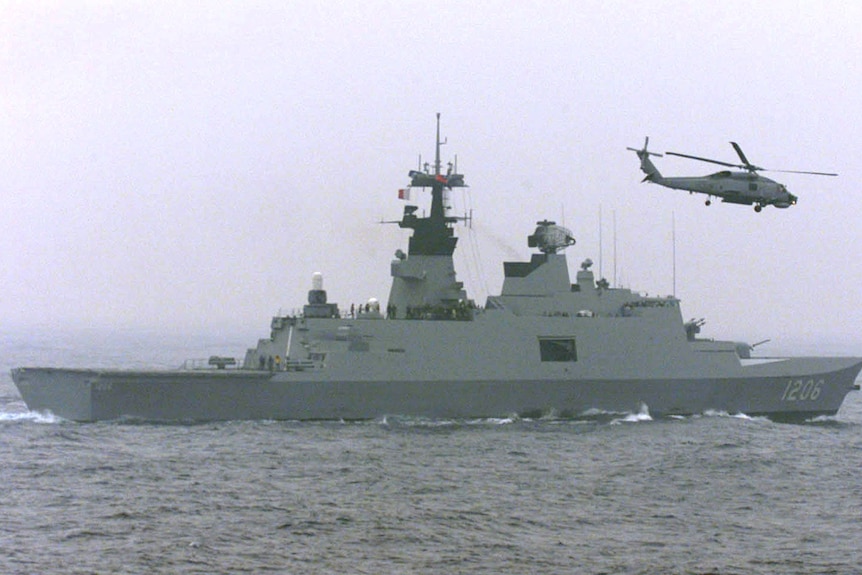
[613,209,617,287]
[434,112,447,176]
[598,205,603,281]
[672,211,676,297]
[435,113,440,176]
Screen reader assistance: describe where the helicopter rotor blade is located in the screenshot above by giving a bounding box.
[730,142,749,165]
[729,142,836,175]
[665,151,739,168]
[767,168,838,176]
[666,141,837,177]
[728,142,763,171]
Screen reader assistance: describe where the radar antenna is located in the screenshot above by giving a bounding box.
[527,220,576,254]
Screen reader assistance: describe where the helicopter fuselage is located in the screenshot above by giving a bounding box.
[651,171,796,209]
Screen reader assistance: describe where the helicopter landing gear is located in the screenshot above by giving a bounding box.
[754,205,762,212]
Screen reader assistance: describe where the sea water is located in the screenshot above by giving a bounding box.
[2,327,861,575]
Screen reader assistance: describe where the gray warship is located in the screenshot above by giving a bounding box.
[12,116,862,422]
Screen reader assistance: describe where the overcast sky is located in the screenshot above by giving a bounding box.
[2,1,861,351]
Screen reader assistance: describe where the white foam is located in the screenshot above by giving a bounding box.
[611,403,653,424]
[580,407,631,417]
[0,410,63,424]
[700,409,769,423]
[487,417,516,425]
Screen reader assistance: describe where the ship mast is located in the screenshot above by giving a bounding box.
[398,113,466,256]
[387,114,470,316]
[434,112,442,176]
[428,112,447,225]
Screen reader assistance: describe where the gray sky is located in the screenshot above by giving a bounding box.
[2,1,861,350]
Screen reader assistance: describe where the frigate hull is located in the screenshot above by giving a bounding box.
[12,359,862,422]
[10,116,862,422]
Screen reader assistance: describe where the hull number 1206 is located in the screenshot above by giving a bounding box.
[781,379,824,401]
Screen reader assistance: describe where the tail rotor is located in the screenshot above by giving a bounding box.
[627,136,664,160]
[628,136,664,182]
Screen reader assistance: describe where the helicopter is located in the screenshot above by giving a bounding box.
[628,137,837,212]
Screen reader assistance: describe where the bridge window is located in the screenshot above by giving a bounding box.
[539,337,578,362]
